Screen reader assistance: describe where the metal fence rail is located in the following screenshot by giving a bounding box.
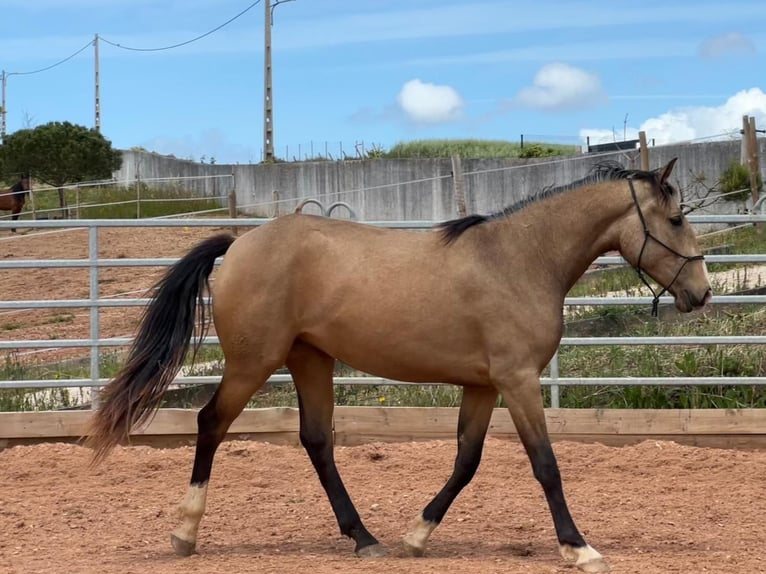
[2,216,766,408]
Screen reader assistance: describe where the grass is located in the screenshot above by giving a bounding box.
[18,184,225,220]
[553,307,766,408]
[382,139,579,159]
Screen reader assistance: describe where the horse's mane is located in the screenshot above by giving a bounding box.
[9,178,29,197]
[438,161,674,244]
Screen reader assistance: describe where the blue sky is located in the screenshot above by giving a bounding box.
[2,0,765,163]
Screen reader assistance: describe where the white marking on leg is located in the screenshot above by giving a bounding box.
[402,514,437,557]
[560,544,610,573]
[172,483,208,546]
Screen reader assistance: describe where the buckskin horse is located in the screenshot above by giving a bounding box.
[87,159,711,573]
[0,175,31,232]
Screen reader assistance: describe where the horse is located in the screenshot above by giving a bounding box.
[0,175,31,232]
[86,158,711,573]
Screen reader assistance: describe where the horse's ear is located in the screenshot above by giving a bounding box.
[658,157,677,184]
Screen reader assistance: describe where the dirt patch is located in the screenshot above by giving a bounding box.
[1,226,226,364]
[1,437,763,573]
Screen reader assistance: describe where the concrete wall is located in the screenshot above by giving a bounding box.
[115,139,764,221]
[118,150,234,198]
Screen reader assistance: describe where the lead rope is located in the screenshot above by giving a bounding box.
[627,176,704,317]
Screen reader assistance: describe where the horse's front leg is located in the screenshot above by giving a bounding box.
[403,385,497,556]
[497,367,610,573]
[10,204,20,233]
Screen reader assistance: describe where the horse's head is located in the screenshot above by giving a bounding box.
[11,175,31,195]
[618,158,712,313]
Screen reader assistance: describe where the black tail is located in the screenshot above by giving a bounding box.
[85,233,235,462]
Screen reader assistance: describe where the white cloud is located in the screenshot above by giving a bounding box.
[396,79,464,124]
[699,32,756,58]
[514,63,606,111]
[581,87,766,145]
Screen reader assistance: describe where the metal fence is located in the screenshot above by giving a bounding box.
[2,215,766,409]
[0,174,234,222]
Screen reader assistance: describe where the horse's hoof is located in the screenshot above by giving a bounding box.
[401,538,425,557]
[578,558,611,573]
[355,543,386,558]
[560,544,610,572]
[170,533,197,557]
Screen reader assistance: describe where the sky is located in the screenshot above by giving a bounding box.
[2,0,765,164]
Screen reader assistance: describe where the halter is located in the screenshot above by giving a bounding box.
[627,176,704,317]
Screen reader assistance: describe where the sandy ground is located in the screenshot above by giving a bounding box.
[2,226,766,573]
[1,437,765,574]
[1,226,225,364]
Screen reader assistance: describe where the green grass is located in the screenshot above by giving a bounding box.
[552,307,766,408]
[382,139,579,159]
[20,184,225,220]
[700,225,766,273]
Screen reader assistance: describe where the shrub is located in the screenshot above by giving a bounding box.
[719,161,761,201]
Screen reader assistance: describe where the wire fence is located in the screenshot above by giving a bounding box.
[0,173,234,222]
[2,215,766,411]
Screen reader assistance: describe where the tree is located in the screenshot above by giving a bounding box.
[0,121,123,215]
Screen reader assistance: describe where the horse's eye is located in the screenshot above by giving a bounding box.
[669,215,683,227]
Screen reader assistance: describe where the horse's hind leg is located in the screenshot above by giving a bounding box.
[286,339,384,557]
[170,362,275,556]
[402,385,497,556]
[497,371,609,573]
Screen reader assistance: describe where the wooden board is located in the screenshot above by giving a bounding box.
[1,408,764,450]
[0,407,300,439]
[332,407,766,437]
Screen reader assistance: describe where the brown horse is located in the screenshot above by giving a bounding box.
[87,159,711,573]
[0,175,31,232]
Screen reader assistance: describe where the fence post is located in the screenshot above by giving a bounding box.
[89,225,101,410]
[451,154,467,217]
[75,185,81,219]
[638,131,650,170]
[228,191,238,236]
[741,115,750,165]
[135,173,141,219]
[747,116,762,232]
[549,351,560,408]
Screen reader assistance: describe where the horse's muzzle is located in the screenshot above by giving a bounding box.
[677,287,712,312]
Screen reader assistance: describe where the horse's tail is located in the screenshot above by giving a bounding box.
[85,233,236,463]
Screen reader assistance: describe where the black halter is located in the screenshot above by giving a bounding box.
[627,176,704,317]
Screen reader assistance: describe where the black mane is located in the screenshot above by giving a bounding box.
[438,161,673,244]
[10,179,29,197]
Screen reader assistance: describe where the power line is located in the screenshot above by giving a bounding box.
[9,40,93,76]
[100,0,262,52]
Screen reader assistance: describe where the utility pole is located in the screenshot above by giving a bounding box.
[263,0,295,162]
[94,34,101,132]
[1,70,7,142]
[263,0,274,161]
